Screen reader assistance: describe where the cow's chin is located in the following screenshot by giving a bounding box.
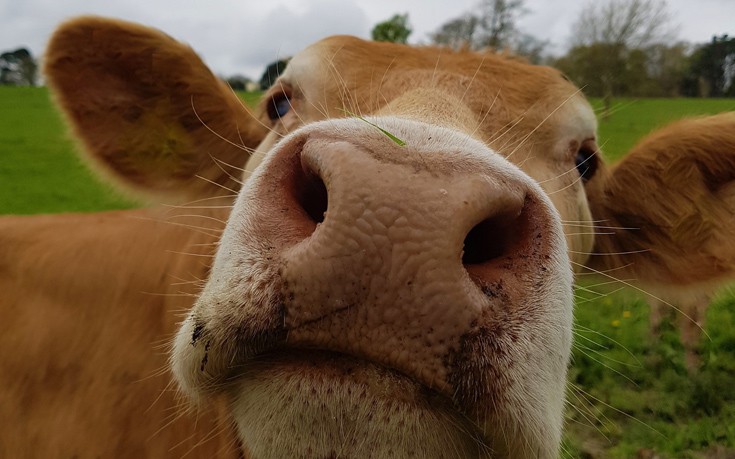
[229,350,488,459]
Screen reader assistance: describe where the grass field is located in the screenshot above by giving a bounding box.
[2,86,735,458]
[0,86,137,214]
[591,98,735,161]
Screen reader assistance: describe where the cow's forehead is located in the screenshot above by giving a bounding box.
[279,35,596,143]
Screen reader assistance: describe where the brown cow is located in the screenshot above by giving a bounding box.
[0,18,254,459]
[1,16,734,458]
[586,114,735,371]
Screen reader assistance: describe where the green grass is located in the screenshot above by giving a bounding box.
[568,98,735,456]
[0,86,139,214]
[564,286,735,458]
[591,98,735,161]
[0,87,263,214]
[2,86,735,457]
[239,90,263,108]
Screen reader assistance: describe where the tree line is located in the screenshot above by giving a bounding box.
[3,0,733,99]
[0,48,37,86]
[371,0,735,99]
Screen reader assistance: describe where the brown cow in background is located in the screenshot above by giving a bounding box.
[1,16,734,458]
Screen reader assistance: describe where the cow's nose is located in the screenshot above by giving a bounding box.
[249,131,557,391]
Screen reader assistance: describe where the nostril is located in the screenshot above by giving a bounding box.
[296,165,328,224]
[266,139,330,241]
[462,204,526,266]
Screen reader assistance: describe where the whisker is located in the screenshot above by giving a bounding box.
[565,386,613,442]
[569,384,665,438]
[572,261,712,341]
[128,215,223,238]
[374,56,398,112]
[163,204,234,210]
[574,262,637,276]
[469,89,501,141]
[162,194,238,209]
[194,174,240,195]
[212,156,249,172]
[225,81,283,138]
[572,341,642,369]
[208,154,245,186]
[574,324,643,365]
[570,248,651,257]
[167,250,215,258]
[506,88,584,160]
[190,95,256,153]
[575,286,630,302]
[562,222,640,231]
[458,53,488,106]
[165,213,229,225]
[574,346,640,385]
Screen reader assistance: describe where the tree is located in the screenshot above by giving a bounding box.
[643,43,691,96]
[431,14,482,50]
[477,0,526,49]
[225,75,253,91]
[683,35,735,97]
[371,13,412,44]
[563,0,676,106]
[430,0,527,51]
[259,59,289,90]
[570,0,674,49]
[554,43,628,98]
[554,42,689,99]
[0,48,38,86]
[514,33,549,64]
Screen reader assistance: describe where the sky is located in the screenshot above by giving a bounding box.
[1,0,733,80]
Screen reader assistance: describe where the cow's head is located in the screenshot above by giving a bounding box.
[44,17,735,458]
[172,36,589,457]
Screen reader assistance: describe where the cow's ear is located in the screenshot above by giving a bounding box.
[45,16,267,203]
[584,112,735,286]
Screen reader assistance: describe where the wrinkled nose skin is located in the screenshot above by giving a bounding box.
[174,117,573,456]
[280,136,531,391]
[232,116,568,389]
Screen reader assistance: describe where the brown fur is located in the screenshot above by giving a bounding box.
[2,16,735,457]
[586,113,735,368]
[0,207,240,458]
[1,17,249,458]
[254,34,579,158]
[45,16,266,204]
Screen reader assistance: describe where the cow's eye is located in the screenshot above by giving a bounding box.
[267,93,291,120]
[575,142,598,181]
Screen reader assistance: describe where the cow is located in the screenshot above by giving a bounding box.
[585,113,735,371]
[1,15,734,458]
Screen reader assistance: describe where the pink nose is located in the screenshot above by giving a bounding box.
[241,127,560,392]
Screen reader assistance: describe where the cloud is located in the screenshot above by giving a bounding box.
[0,0,370,79]
[1,0,732,80]
[228,0,370,78]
